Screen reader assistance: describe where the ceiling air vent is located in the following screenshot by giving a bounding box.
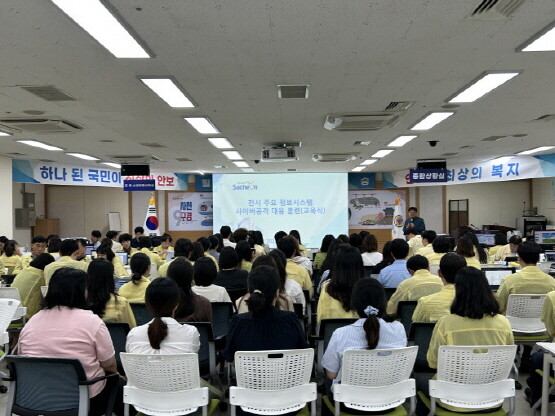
[532,114,555,122]
[481,135,506,142]
[467,0,527,20]
[384,101,414,111]
[277,85,309,99]
[287,169,297,172]
[312,153,358,163]
[21,85,75,101]
[4,152,28,157]
[441,152,459,157]
[324,112,401,131]
[110,155,161,164]
[141,143,167,148]
[353,140,372,146]
[0,118,81,134]
[176,158,192,162]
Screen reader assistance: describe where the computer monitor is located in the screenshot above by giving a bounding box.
[114,277,130,291]
[476,234,496,246]
[534,231,555,245]
[116,252,128,265]
[545,251,555,262]
[85,245,94,256]
[483,267,516,287]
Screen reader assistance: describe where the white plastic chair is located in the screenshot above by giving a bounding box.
[427,345,517,416]
[0,287,27,323]
[121,353,210,416]
[230,348,317,416]
[0,298,20,356]
[332,346,418,416]
[505,294,547,334]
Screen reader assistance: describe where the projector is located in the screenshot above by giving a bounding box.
[260,147,298,162]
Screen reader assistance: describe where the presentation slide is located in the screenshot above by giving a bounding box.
[213,173,348,248]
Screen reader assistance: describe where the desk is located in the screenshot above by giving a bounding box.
[537,342,555,416]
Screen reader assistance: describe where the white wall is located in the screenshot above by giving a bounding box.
[418,186,444,233]
[533,178,555,225]
[0,156,14,238]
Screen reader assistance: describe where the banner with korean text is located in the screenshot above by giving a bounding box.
[167,192,213,231]
[348,189,406,229]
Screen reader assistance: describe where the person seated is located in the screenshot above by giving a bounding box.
[412,253,467,322]
[372,240,394,275]
[425,236,450,265]
[386,255,443,315]
[13,236,47,274]
[158,238,193,277]
[289,235,313,275]
[0,235,8,255]
[44,239,89,285]
[11,253,55,319]
[360,233,383,267]
[1,240,21,274]
[191,257,232,302]
[277,235,313,297]
[118,253,151,303]
[188,241,206,264]
[424,267,514,413]
[269,249,305,308]
[466,232,489,265]
[495,234,523,262]
[290,230,309,257]
[126,278,200,354]
[76,239,92,264]
[496,241,555,314]
[130,226,144,249]
[274,230,287,246]
[153,233,174,261]
[405,229,423,258]
[87,258,136,327]
[90,230,102,249]
[117,233,138,256]
[235,240,253,272]
[213,247,248,292]
[134,236,164,269]
[19,268,123,416]
[46,237,62,258]
[197,236,219,270]
[313,234,334,271]
[487,232,508,262]
[220,225,236,248]
[106,230,122,252]
[207,235,221,261]
[317,246,362,323]
[377,239,411,288]
[233,227,249,244]
[167,258,212,323]
[416,230,436,257]
[454,234,482,269]
[96,244,128,277]
[249,230,266,257]
[317,239,345,290]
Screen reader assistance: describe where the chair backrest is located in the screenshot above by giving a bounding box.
[318,319,358,350]
[397,301,418,335]
[408,322,436,372]
[506,294,546,318]
[363,266,374,277]
[121,353,201,392]
[227,288,247,303]
[234,348,314,390]
[1,274,16,286]
[106,322,131,372]
[437,345,517,384]
[130,303,153,326]
[0,287,21,301]
[341,346,418,387]
[293,303,304,319]
[384,287,396,301]
[211,302,233,338]
[184,321,214,370]
[0,299,21,333]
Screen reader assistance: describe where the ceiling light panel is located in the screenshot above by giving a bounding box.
[233,161,249,168]
[410,112,455,130]
[17,140,64,151]
[139,78,195,108]
[50,0,150,58]
[361,159,377,165]
[0,131,11,136]
[371,149,394,158]
[516,146,555,155]
[184,117,220,134]
[222,151,243,160]
[208,138,234,149]
[352,166,366,172]
[66,152,100,161]
[520,24,555,52]
[448,72,520,103]
[388,135,418,147]
[242,168,255,173]
[102,162,121,168]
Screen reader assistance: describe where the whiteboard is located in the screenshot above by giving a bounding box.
[108,212,122,232]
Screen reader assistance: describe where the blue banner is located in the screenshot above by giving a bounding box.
[348,172,376,189]
[124,179,156,191]
[408,169,448,183]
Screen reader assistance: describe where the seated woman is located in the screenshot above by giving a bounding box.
[360,233,383,267]
[46,237,62,258]
[322,278,406,413]
[96,244,129,277]
[11,253,55,319]
[290,230,309,258]
[269,249,305,307]
[191,257,232,302]
[313,234,334,271]
[487,232,507,263]
[87,258,136,327]
[317,239,347,291]
[158,238,193,277]
[371,241,394,275]
[167,258,212,323]
[236,240,254,272]
[1,240,21,274]
[213,246,248,293]
[126,277,200,354]
[317,245,363,323]
[455,235,482,269]
[19,268,122,416]
[118,253,151,303]
[495,234,523,262]
[425,236,450,265]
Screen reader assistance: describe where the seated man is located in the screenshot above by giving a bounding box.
[412,253,467,322]
[277,235,313,297]
[130,226,144,249]
[90,230,102,249]
[220,225,236,248]
[106,230,122,252]
[496,241,555,314]
[13,236,47,274]
[44,239,89,285]
[378,239,411,288]
[405,229,423,258]
[494,234,522,262]
[134,236,165,269]
[416,230,436,257]
[387,255,442,315]
[154,233,174,261]
[425,235,451,265]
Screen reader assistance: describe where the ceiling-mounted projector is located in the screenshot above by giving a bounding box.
[260,146,298,162]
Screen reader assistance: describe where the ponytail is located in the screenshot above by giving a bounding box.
[144,278,179,349]
[246,266,279,317]
[129,253,150,285]
[351,279,388,350]
[246,290,267,316]
[147,317,168,349]
[363,315,380,350]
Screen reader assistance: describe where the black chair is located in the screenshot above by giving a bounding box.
[226,288,247,304]
[184,321,218,381]
[3,356,118,416]
[397,301,418,336]
[129,303,152,326]
[211,302,233,339]
[106,322,131,374]
[363,266,375,277]
[1,275,16,286]
[384,287,396,301]
[408,322,436,373]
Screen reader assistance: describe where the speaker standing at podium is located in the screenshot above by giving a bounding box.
[403,207,426,236]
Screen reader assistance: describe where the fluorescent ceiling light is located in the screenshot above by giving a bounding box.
[184,117,220,134]
[448,72,520,103]
[361,159,377,165]
[66,152,100,161]
[222,151,243,160]
[388,135,418,147]
[410,112,455,131]
[50,0,150,58]
[242,168,255,173]
[521,25,555,52]
[516,146,555,155]
[140,78,194,108]
[17,140,63,151]
[233,161,249,168]
[371,149,394,158]
[352,166,366,172]
[208,137,234,149]
[0,131,11,136]
[101,162,121,169]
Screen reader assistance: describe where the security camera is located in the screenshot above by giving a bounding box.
[253,159,260,164]
[428,140,439,147]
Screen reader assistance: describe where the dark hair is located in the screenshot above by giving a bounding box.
[219,246,239,269]
[130,253,150,284]
[439,253,467,284]
[3,241,18,257]
[359,231,369,240]
[0,236,9,244]
[432,236,451,254]
[235,240,253,263]
[31,236,47,244]
[451,267,500,318]
[196,237,210,252]
[46,234,60,244]
[509,235,523,246]
[422,230,437,244]
[213,233,224,251]
[29,253,55,270]
[119,233,132,243]
[277,236,297,258]
[193,257,217,286]
[320,239,346,272]
[101,237,113,248]
[351,278,387,349]
[390,238,409,260]
[252,231,264,246]
[319,234,334,253]
[145,278,180,349]
[208,235,219,250]
[160,233,173,243]
[75,239,87,249]
[408,207,418,212]
[518,242,541,264]
[289,230,302,245]
[47,238,62,254]
[138,236,153,249]
[233,228,249,243]
[189,242,205,262]
[167,258,195,319]
[134,226,144,234]
[91,230,102,238]
[106,230,119,240]
[252,254,285,291]
[407,254,429,272]
[87,259,116,318]
[361,234,378,254]
[220,225,232,239]
[349,233,362,249]
[337,234,349,244]
[381,241,394,263]
[326,245,363,311]
[464,233,488,263]
[274,231,287,244]
[403,229,417,236]
[268,250,287,290]
[174,238,193,258]
[44,268,88,309]
[60,239,78,257]
[97,244,115,262]
[246,265,280,317]
[494,233,507,246]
